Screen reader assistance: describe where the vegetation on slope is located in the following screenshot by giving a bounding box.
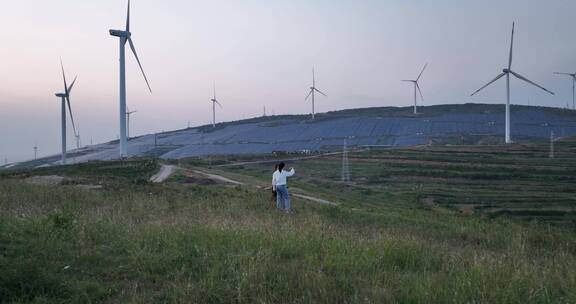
[1,145,575,303]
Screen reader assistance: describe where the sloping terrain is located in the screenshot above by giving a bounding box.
[1,143,575,303]
[5,103,576,170]
[210,138,576,224]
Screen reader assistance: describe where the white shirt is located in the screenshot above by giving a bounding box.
[272,168,295,189]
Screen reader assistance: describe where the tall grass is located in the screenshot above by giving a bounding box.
[1,178,575,303]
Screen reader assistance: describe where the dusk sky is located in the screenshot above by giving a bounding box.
[1,0,576,162]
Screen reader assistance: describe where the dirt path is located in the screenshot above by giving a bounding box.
[292,194,338,206]
[150,165,177,183]
[150,163,339,206]
[194,170,339,206]
[191,170,244,185]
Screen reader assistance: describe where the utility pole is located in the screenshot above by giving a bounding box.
[549,131,555,159]
[341,139,351,182]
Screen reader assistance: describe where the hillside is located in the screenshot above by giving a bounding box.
[5,103,576,170]
[0,141,575,303]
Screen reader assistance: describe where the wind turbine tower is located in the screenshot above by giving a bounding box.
[549,131,555,159]
[341,139,351,182]
[402,63,427,114]
[33,143,38,160]
[471,22,554,144]
[109,0,152,158]
[126,109,137,139]
[553,72,576,110]
[305,68,327,120]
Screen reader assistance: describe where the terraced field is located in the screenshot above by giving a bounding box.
[211,139,576,225]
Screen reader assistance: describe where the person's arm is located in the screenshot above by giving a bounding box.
[285,168,295,177]
[272,173,277,191]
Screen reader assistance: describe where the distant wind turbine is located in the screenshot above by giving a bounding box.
[55,60,78,165]
[471,22,554,144]
[211,83,223,128]
[75,124,81,149]
[33,143,38,160]
[305,68,327,120]
[126,109,137,139]
[109,0,152,158]
[402,63,427,115]
[553,72,576,110]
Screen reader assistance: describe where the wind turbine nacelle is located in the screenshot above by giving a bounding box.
[55,93,66,98]
[109,29,130,38]
[503,68,511,73]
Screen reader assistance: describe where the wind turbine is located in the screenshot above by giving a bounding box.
[33,143,38,160]
[471,22,554,144]
[109,0,152,158]
[553,72,576,110]
[210,83,223,128]
[402,63,427,115]
[126,109,137,139]
[305,68,327,120]
[55,60,78,165]
[75,124,81,149]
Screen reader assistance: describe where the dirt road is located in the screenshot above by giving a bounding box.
[150,165,177,183]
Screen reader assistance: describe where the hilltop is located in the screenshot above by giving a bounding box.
[6,103,576,170]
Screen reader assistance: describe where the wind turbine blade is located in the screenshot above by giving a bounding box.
[215,100,223,108]
[67,76,78,94]
[312,67,315,87]
[314,88,327,97]
[305,89,312,101]
[126,0,130,32]
[470,72,506,96]
[60,59,69,96]
[416,63,428,81]
[554,72,573,76]
[508,22,515,69]
[401,80,414,82]
[416,83,424,101]
[509,70,554,95]
[66,96,78,137]
[128,37,152,93]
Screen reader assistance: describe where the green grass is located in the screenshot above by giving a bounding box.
[1,151,576,303]
[214,140,576,225]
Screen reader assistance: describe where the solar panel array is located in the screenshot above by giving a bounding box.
[48,107,576,164]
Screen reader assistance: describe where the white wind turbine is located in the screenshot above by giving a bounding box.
[471,22,554,144]
[402,63,427,115]
[126,108,137,139]
[109,0,152,158]
[553,72,576,110]
[305,68,327,120]
[55,60,78,165]
[210,83,223,128]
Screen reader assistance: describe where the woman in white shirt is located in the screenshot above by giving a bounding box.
[272,162,295,212]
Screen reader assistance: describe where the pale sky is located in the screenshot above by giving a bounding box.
[1,0,576,162]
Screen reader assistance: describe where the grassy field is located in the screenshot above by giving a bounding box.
[214,138,576,224]
[1,141,576,303]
